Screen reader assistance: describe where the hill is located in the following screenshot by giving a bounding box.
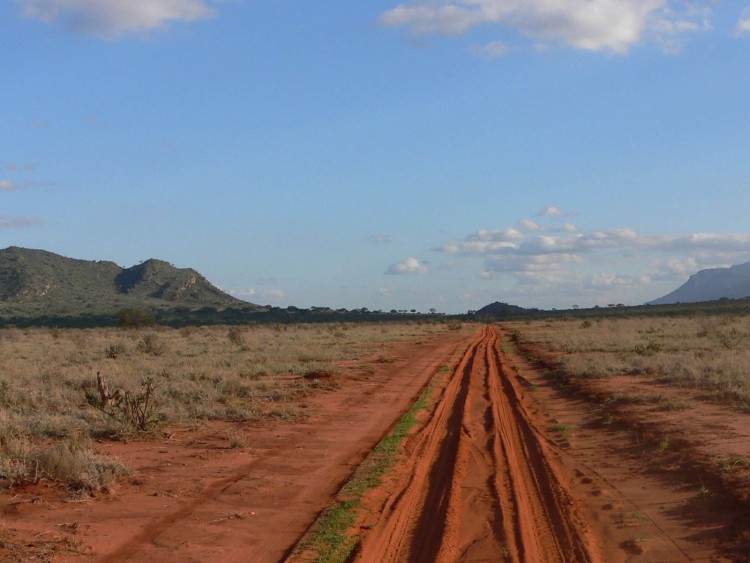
[0,247,253,318]
[649,262,750,305]
[474,301,536,318]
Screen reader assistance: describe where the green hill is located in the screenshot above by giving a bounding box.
[0,247,254,319]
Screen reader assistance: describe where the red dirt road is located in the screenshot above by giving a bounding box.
[0,332,466,562]
[356,325,599,562]
[352,325,750,562]
[5,325,750,562]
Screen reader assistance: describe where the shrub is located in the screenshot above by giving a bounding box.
[118,308,155,328]
[105,342,126,359]
[0,431,128,492]
[35,439,129,492]
[633,340,662,356]
[227,326,246,348]
[138,333,166,356]
[85,374,164,432]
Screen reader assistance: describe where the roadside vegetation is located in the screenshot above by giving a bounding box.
[0,322,453,493]
[505,314,750,407]
[290,366,449,562]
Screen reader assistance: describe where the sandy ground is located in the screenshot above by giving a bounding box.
[3,324,750,562]
[351,325,750,562]
[0,332,466,562]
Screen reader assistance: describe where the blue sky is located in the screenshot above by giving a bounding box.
[2,1,750,313]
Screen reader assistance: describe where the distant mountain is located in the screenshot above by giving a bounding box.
[649,262,750,305]
[474,301,535,318]
[0,247,253,316]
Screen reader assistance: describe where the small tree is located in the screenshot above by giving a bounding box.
[118,308,155,328]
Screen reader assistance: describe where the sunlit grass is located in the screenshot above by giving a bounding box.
[0,321,458,491]
[505,314,750,405]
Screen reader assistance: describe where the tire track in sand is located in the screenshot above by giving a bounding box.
[357,325,599,562]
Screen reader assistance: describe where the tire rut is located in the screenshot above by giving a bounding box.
[357,326,599,563]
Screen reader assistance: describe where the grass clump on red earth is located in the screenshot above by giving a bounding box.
[0,322,456,493]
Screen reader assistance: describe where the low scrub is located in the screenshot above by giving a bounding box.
[505,315,750,405]
[1,430,128,492]
[0,322,458,490]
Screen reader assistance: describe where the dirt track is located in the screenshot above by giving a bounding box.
[0,332,467,562]
[357,325,598,562]
[5,324,750,561]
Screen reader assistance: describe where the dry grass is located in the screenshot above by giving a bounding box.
[506,315,750,406]
[0,322,455,491]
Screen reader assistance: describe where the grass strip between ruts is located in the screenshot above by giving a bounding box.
[290,368,447,562]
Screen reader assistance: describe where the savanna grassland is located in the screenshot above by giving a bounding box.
[506,313,750,406]
[293,313,750,562]
[4,314,750,561]
[0,322,457,495]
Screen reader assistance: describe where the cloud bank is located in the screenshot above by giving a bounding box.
[381,0,712,53]
[15,0,216,38]
[437,208,750,305]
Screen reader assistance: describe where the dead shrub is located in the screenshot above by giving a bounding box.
[85,374,163,432]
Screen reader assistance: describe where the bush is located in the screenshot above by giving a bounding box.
[118,308,155,328]
[227,326,246,348]
[105,342,126,359]
[0,431,128,492]
[633,340,662,356]
[138,334,166,356]
[35,439,129,492]
[85,374,164,432]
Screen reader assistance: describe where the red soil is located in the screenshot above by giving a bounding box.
[4,325,750,562]
[355,325,599,562]
[0,332,466,562]
[352,325,750,561]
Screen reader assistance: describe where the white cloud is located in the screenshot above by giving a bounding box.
[228,287,287,304]
[517,217,541,231]
[443,227,750,265]
[469,40,512,59]
[0,179,16,191]
[264,289,286,300]
[381,0,711,54]
[589,272,650,288]
[0,216,46,228]
[230,288,256,300]
[386,257,429,275]
[436,212,750,304]
[737,18,750,35]
[537,205,562,217]
[15,0,216,38]
[650,257,699,280]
